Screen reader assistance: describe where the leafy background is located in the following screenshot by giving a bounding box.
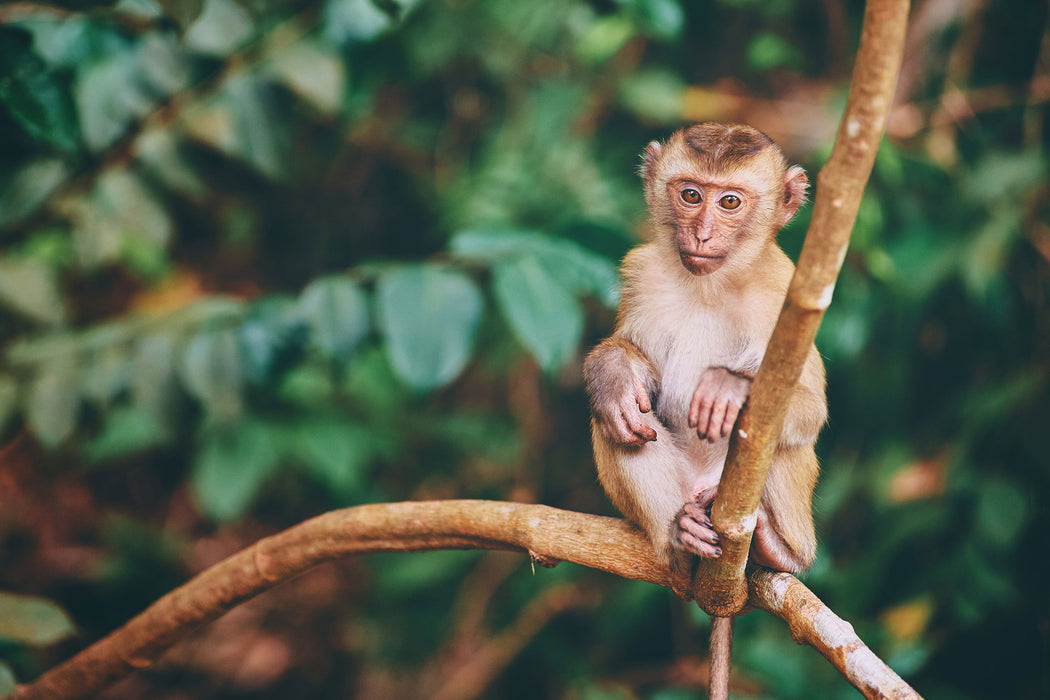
[0,0,1048,697]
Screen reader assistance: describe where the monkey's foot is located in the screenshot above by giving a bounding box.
[671,501,722,558]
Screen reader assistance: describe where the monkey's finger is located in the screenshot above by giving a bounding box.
[633,376,652,413]
[719,400,741,438]
[705,399,730,443]
[677,531,722,559]
[625,412,658,442]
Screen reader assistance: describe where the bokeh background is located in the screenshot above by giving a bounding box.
[1,0,1048,698]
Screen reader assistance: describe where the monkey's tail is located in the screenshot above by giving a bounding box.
[709,615,734,700]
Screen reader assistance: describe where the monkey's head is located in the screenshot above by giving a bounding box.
[642,123,809,277]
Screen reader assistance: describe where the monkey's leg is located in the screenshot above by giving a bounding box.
[753,445,818,573]
[592,420,699,571]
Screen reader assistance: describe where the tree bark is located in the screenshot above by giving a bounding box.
[9,500,920,700]
[697,0,912,616]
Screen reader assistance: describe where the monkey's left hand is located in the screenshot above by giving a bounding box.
[688,367,751,443]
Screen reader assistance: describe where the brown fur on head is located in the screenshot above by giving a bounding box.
[642,123,808,278]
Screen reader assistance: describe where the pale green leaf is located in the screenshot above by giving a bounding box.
[299,276,369,360]
[450,227,619,307]
[376,265,483,390]
[0,591,76,646]
[0,158,69,226]
[492,255,583,371]
[179,329,243,421]
[265,40,346,115]
[0,256,67,325]
[184,0,254,56]
[26,362,80,449]
[0,661,14,695]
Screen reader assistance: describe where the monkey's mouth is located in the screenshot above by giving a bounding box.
[680,253,726,274]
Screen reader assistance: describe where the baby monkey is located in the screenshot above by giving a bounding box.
[585,122,827,574]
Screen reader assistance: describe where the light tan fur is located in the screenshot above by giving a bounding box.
[585,123,826,574]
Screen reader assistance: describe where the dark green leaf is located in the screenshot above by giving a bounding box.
[286,418,375,495]
[376,265,483,390]
[83,406,168,463]
[0,27,79,151]
[492,255,583,372]
[191,418,280,521]
[0,375,16,435]
[0,591,76,646]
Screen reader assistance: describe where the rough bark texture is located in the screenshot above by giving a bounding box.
[697,0,911,616]
[750,570,924,700]
[9,501,920,700]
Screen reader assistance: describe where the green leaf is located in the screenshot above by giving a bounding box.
[238,297,307,384]
[492,255,583,371]
[0,158,70,227]
[179,328,243,421]
[183,0,254,56]
[375,265,483,390]
[265,40,346,115]
[0,256,67,325]
[81,344,129,404]
[299,276,369,360]
[0,591,76,646]
[26,361,80,449]
[323,0,397,44]
[976,479,1028,550]
[0,27,80,151]
[450,227,619,307]
[618,69,685,124]
[575,15,634,64]
[634,0,684,40]
[286,418,375,495]
[746,33,803,71]
[131,333,179,428]
[75,54,154,151]
[0,375,17,435]
[0,661,14,695]
[191,418,281,521]
[83,405,168,463]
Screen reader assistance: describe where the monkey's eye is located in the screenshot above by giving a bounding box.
[719,194,741,210]
[680,189,701,204]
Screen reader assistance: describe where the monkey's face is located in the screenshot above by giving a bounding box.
[665,176,755,276]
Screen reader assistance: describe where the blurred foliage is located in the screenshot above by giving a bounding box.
[0,0,1048,698]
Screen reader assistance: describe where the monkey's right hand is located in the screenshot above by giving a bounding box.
[594,375,658,445]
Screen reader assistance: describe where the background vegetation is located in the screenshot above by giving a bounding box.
[0,0,1047,697]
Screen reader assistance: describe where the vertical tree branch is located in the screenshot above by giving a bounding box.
[697,0,911,616]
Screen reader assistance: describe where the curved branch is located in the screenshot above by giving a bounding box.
[10,500,920,700]
[749,570,923,700]
[699,0,911,615]
[10,501,663,700]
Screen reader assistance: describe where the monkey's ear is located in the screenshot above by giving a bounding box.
[642,141,663,182]
[780,165,809,227]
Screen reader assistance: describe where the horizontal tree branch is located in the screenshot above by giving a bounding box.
[9,500,919,700]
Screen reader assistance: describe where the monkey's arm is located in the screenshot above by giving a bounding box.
[584,337,660,445]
